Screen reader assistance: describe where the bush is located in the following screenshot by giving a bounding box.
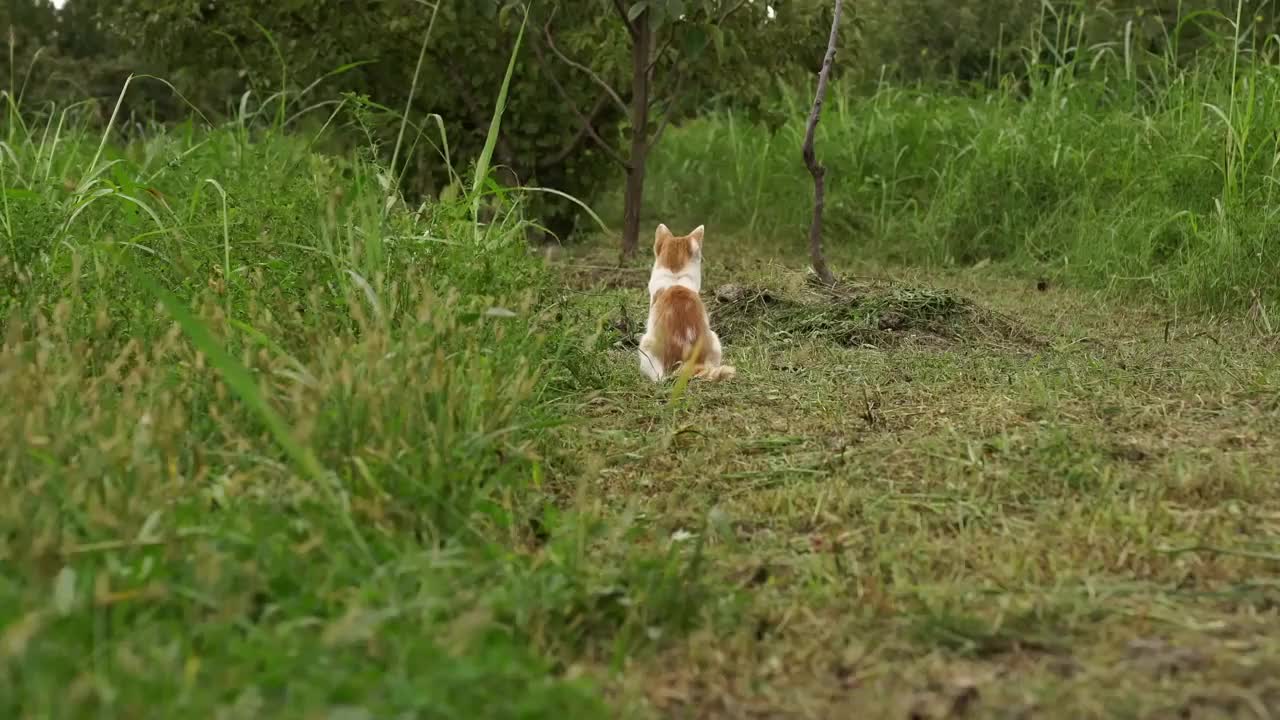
[68,0,836,240]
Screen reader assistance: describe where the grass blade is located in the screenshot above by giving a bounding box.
[472,6,529,230]
[388,1,440,212]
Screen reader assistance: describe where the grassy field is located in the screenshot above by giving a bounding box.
[0,114,625,717]
[3,44,1280,720]
[556,238,1279,717]
[640,60,1280,318]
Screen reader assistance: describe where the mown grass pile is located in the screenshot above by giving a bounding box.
[0,94,721,717]
[708,281,1041,351]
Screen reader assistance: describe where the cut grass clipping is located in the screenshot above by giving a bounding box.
[708,281,1043,351]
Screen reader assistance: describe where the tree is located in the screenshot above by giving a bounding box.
[1,0,56,48]
[802,0,842,286]
[533,0,769,259]
[56,0,112,59]
[2,0,58,96]
[99,2,629,235]
[97,0,832,245]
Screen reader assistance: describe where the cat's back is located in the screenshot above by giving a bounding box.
[653,285,709,362]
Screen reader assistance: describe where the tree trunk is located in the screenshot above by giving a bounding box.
[621,9,653,261]
[802,0,843,286]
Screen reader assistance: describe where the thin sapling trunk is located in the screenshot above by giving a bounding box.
[802,0,843,286]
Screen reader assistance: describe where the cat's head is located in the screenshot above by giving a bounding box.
[653,223,705,274]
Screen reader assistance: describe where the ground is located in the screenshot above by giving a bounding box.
[550,239,1280,719]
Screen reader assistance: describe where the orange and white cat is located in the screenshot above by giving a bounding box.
[638,223,735,382]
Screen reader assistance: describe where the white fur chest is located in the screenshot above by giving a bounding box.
[647,266,701,300]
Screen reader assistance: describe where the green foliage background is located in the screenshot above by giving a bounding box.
[9,0,1274,233]
[5,0,1280,285]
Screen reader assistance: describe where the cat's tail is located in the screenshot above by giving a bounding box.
[692,364,736,382]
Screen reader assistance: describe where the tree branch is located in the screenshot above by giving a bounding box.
[531,39,631,171]
[802,0,843,287]
[539,91,611,168]
[542,15,629,115]
[647,34,676,75]
[647,0,751,76]
[717,0,751,24]
[611,0,639,39]
[649,49,689,110]
[648,68,686,147]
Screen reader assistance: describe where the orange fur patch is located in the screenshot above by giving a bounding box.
[655,229,694,271]
[651,285,710,368]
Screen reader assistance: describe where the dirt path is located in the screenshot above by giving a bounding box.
[553,243,1280,719]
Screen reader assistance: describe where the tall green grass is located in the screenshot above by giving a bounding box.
[0,72,717,720]
[643,12,1280,317]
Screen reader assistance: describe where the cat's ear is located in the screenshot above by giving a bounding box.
[689,225,704,252]
[655,223,672,253]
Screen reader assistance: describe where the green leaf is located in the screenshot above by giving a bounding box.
[472,6,529,226]
[708,23,726,59]
[651,0,672,30]
[680,25,709,59]
[2,188,39,201]
[627,1,649,22]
